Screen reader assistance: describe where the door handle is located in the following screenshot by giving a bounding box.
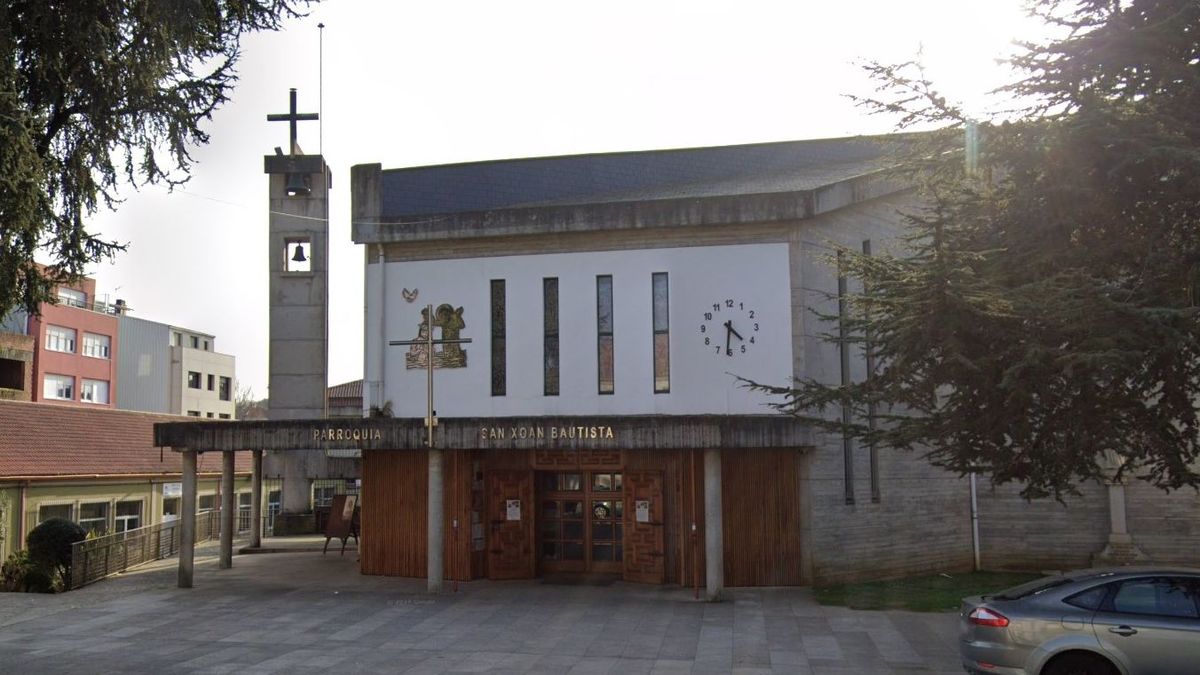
[1108,626,1138,637]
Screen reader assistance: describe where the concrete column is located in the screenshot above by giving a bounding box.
[179,450,197,588]
[703,448,724,602]
[1107,482,1128,537]
[219,451,235,569]
[250,450,263,549]
[427,449,444,594]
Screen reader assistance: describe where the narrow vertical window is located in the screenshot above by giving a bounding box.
[652,273,670,393]
[543,277,559,396]
[863,240,880,503]
[838,250,855,505]
[491,279,506,396]
[597,275,614,394]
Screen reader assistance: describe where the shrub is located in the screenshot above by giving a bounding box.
[1,550,37,591]
[26,518,85,574]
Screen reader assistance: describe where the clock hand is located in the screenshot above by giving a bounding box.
[724,320,732,353]
[729,324,744,341]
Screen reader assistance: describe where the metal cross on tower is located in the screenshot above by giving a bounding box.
[388,304,473,448]
[267,88,319,154]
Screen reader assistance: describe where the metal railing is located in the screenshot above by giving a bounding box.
[68,510,223,590]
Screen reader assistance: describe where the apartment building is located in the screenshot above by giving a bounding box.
[116,316,236,419]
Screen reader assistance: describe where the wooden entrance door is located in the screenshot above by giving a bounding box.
[623,471,665,584]
[537,471,625,575]
[486,470,534,579]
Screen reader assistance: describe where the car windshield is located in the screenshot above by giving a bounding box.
[989,576,1075,601]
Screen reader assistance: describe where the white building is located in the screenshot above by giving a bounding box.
[116,316,236,419]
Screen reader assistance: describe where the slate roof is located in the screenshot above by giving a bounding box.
[0,400,250,479]
[380,136,894,218]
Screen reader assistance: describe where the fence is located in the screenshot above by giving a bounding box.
[68,510,223,590]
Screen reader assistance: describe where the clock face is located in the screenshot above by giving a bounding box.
[699,299,759,357]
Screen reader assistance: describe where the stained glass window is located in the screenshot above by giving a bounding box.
[491,279,506,396]
[597,275,614,394]
[544,277,559,396]
[652,273,670,393]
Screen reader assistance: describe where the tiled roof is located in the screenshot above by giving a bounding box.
[327,379,362,400]
[380,136,893,217]
[0,400,250,479]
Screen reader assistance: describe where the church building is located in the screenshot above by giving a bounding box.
[349,137,975,591]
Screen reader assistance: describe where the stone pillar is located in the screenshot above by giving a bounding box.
[1093,479,1148,566]
[703,448,724,602]
[427,449,444,594]
[179,450,197,588]
[219,451,235,569]
[250,450,263,549]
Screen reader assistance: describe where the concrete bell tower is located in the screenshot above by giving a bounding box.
[264,88,330,525]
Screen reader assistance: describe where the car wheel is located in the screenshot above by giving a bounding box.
[1042,651,1119,675]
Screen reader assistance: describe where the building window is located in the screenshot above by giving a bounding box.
[596,275,614,394]
[45,325,76,353]
[44,374,74,400]
[314,485,336,508]
[187,371,201,389]
[203,339,210,351]
[652,272,670,393]
[162,498,180,522]
[79,502,109,536]
[57,287,86,308]
[238,493,252,532]
[205,412,214,418]
[173,332,182,346]
[491,279,506,396]
[38,503,73,523]
[219,376,231,401]
[219,413,231,420]
[206,373,215,391]
[543,277,559,396]
[0,358,25,391]
[80,379,109,404]
[115,501,142,532]
[198,495,215,512]
[81,332,111,359]
[187,410,201,417]
[190,335,199,349]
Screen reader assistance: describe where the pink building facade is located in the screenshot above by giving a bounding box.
[28,276,119,408]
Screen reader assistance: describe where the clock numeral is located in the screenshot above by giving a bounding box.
[740,345,746,354]
[704,337,710,346]
[739,302,743,310]
[700,324,706,333]
[712,303,720,312]
[714,346,721,354]
[704,312,712,320]
[750,336,755,344]
[754,323,759,331]
[748,310,755,319]
[725,348,732,357]
[725,299,733,308]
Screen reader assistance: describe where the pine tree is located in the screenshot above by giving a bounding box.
[748,0,1200,497]
[0,1,315,315]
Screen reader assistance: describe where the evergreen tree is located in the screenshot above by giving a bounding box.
[0,0,314,315]
[748,0,1200,497]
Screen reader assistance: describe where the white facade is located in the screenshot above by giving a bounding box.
[365,243,792,418]
[172,344,236,419]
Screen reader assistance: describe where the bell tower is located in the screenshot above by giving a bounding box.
[264,88,330,525]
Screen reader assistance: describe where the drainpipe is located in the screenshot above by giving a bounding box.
[374,243,386,412]
[17,482,28,552]
[970,472,981,571]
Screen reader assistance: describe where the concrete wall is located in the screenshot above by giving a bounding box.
[977,478,1200,571]
[791,194,975,585]
[0,332,34,401]
[116,315,171,413]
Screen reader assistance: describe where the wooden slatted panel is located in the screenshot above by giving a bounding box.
[360,449,472,580]
[722,449,803,586]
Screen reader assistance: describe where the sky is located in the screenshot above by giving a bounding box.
[83,0,1045,400]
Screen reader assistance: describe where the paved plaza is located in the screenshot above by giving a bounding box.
[0,547,963,674]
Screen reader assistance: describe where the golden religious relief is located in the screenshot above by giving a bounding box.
[406,303,468,369]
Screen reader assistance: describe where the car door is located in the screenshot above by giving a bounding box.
[1091,576,1200,675]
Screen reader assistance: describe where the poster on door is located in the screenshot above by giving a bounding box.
[635,500,650,523]
[506,499,521,521]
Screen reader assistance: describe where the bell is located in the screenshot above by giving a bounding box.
[285,172,310,197]
[291,243,307,263]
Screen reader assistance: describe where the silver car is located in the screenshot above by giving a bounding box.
[959,568,1200,675]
